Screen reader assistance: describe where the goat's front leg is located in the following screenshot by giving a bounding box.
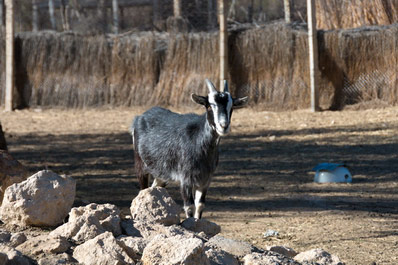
[181,184,194,218]
[194,188,207,219]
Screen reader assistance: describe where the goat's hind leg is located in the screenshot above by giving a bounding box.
[134,149,150,189]
[181,184,194,218]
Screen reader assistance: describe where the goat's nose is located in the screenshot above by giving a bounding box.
[219,120,228,128]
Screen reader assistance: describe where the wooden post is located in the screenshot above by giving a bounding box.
[173,0,181,17]
[0,0,4,28]
[112,0,119,34]
[284,0,290,23]
[218,0,228,91]
[307,0,319,112]
[60,0,70,31]
[32,0,38,31]
[48,0,56,30]
[152,0,159,22]
[207,0,214,30]
[4,0,14,111]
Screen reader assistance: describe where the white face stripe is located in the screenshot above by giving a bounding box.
[208,92,233,136]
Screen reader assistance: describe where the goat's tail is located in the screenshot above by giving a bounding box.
[133,129,149,189]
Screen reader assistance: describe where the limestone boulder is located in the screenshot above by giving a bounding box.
[294,248,343,265]
[9,232,27,248]
[37,253,77,265]
[127,220,197,240]
[130,187,181,225]
[0,170,75,227]
[73,231,135,265]
[243,252,300,265]
[0,230,27,247]
[0,245,31,265]
[50,203,122,243]
[266,245,298,258]
[205,246,240,265]
[16,234,70,256]
[0,150,29,205]
[117,235,148,258]
[141,234,210,265]
[181,217,221,238]
[206,235,256,257]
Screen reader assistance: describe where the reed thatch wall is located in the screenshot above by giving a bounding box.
[7,31,167,108]
[1,22,398,110]
[317,0,398,30]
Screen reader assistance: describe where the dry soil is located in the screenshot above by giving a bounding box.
[1,105,398,264]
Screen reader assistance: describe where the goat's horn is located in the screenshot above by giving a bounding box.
[205,79,217,93]
[223,80,229,93]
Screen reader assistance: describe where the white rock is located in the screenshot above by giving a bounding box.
[73,231,135,265]
[141,234,210,265]
[16,234,70,256]
[206,235,254,257]
[266,245,298,258]
[117,235,148,258]
[181,217,221,238]
[0,170,76,227]
[243,252,300,265]
[50,203,122,243]
[0,245,31,265]
[130,187,181,225]
[131,221,197,240]
[294,248,343,265]
[205,246,240,265]
[9,232,27,247]
[38,253,77,265]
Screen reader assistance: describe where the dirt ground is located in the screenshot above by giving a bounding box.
[1,105,398,264]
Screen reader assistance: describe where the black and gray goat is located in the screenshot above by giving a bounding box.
[131,79,248,219]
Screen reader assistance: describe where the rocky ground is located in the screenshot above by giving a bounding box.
[1,105,398,264]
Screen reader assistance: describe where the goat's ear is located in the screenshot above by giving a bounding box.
[191,94,209,106]
[232,96,249,109]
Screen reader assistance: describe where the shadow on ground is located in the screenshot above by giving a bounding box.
[7,122,398,215]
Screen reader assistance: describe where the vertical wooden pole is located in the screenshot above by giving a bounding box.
[32,0,38,31]
[4,0,14,111]
[48,0,56,30]
[98,0,107,33]
[112,0,119,34]
[207,0,214,30]
[284,0,291,23]
[218,0,228,91]
[307,0,319,112]
[173,0,181,17]
[60,0,70,31]
[0,0,4,28]
[152,0,159,23]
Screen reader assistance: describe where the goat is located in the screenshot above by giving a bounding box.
[131,79,248,219]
